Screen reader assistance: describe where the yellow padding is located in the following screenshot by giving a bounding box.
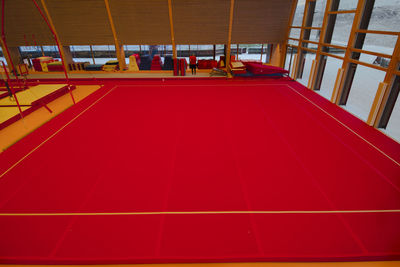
[0,106,30,123]
[0,84,67,106]
[128,55,139,71]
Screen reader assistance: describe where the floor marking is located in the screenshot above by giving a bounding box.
[116,83,285,87]
[0,86,117,179]
[0,209,400,216]
[286,85,400,168]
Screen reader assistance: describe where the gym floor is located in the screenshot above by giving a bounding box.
[0,77,399,265]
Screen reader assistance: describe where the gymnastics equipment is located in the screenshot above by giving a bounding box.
[1,61,23,116]
[244,62,289,75]
[230,61,246,74]
[217,55,235,68]
[29,0,75,104]
[128,55,139,71]
[198,59,218,69]
[210,68,227,77]
[103,60,119,71]
[68,62,89,71]
[173,58,179,76]
[163,55,174,70]
[179,58,187,76]
[150,55,162,70]
[47,61,64,72]
[32,57,53,71]
[139,55,151,70]
[17,64,29,88]
[84,64,104,71]
[134,54,141,66]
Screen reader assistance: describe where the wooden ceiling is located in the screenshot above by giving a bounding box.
[2,0,295,46]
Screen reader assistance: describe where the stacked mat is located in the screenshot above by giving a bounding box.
[163,55,174,70]
[150,55,162,70]
[198,59,218,69]
[84,64,104,71]
[128,54,140,71]
[233,62,289,77]
[47,61,63,72]
[230,61,246,74]
[244,62,289,75]
[32,57,54,72]
[139,55,152,70]
[103,60,119,71]
[68,62,90,71]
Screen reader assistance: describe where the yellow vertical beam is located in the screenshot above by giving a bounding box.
[331,68,345,103]
[104,0,125,71]
[367,82,388,125]
[167,0,177,59]
[281,0,299,68]
[40,0,69,73]
[226,0,235,78]
[307,59,316,89]
[371,34,400,127]
[290,53,298,79]
[270,43,283,67]
[335,0,366,104]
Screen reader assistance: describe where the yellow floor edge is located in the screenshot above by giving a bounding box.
[0,85,101,152]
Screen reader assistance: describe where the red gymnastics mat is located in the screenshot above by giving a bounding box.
[0,78,400,264]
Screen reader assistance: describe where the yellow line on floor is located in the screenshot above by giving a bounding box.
[286,85,400,167]
[0,85,101,152]
[0,86,115,179]
[1,209,400,216]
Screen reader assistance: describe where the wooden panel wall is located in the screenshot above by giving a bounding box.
[232,0,294,44]
[2,0,54,46]
[172,0,230,44]
[110,0,171,45]
[1,0,295,46]
[45,0,114,45]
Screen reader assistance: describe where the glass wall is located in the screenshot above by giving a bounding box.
[344,66,386,121]
[285,0,400,142]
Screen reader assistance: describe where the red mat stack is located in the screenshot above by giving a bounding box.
[150,55,163,70]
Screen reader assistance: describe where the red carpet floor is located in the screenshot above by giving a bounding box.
[0,78,400,264]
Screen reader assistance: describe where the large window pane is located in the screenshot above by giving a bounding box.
[297,50,316,87]
[361,33,397,55]
[285,46,296,72]
[330,13,355,46]
[312,0,326,28]
[338,0,358,11]
[289,28,301,39]
[368,0,400,32]
[318,56,343,99]
[292,1,305,26]
[343,65,386,121]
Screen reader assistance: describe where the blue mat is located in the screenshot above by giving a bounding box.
[139,55,152,70]
[84,64,103,71]
[163,55,174,70]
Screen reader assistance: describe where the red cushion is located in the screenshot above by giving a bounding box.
[245,63,289,75]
